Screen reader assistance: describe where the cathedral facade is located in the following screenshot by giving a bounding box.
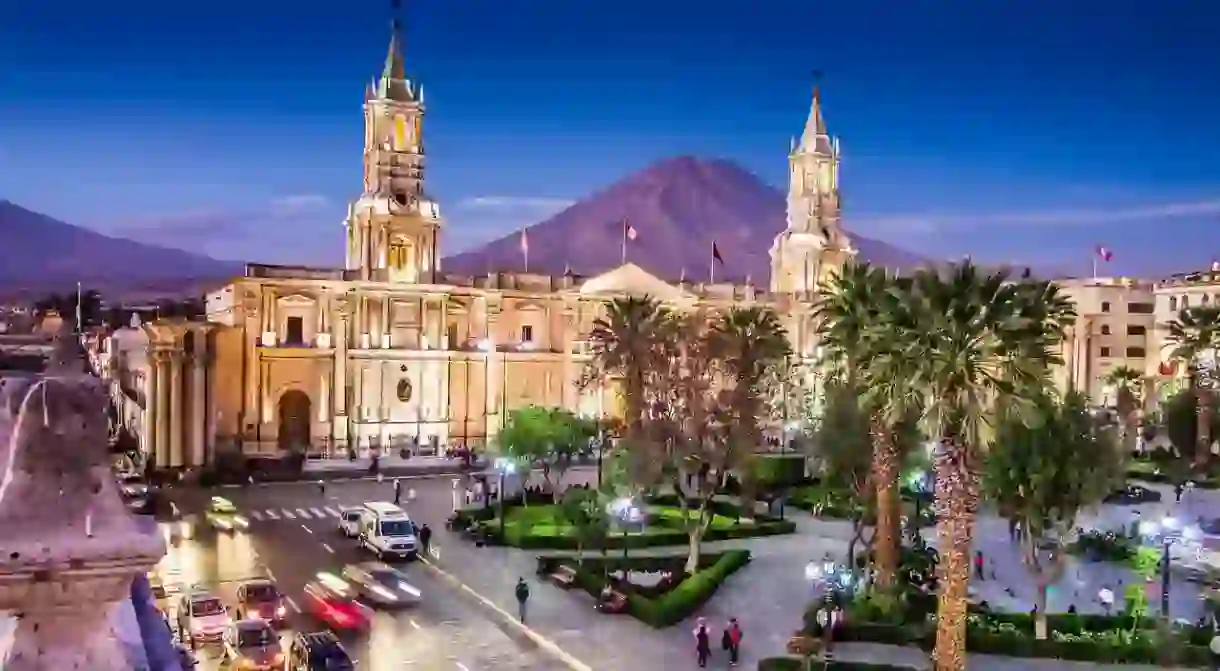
[109,25,851,472]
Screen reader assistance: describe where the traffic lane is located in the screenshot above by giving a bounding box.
[253,519,570,669]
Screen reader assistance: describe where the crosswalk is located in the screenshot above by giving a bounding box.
[247,506,343,522]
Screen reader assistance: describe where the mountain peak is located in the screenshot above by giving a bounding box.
[443,155,924,281]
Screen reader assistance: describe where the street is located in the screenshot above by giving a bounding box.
[157,472,591,670]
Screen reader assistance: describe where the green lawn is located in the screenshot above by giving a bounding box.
[497,504,743,539]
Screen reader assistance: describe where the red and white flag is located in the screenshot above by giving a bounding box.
[620,218,638,264]
[1095,245,1113,262]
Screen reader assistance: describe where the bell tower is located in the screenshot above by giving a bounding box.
[769,82,855,294]
[345,9,443,283]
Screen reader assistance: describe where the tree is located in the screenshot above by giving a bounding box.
[559,487,608,567]
[985,391,1123,639]
[815,262,911,591]
[813,380,877,579]
[585,296,673,441]
[1104,365,1144,454]
[1163,389,1220,478]
[498,406,580,501]
[880,262,1074,671]
[1165,305,1220,465]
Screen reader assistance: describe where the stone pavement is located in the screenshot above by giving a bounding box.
[425,492,1220,670]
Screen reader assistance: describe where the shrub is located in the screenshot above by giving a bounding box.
[758,659,921,671]
[750,454,808,490]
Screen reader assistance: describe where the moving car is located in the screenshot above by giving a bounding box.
[338,508,363,537]
[287,631,355,671]
[302,572,373,631]
[1103,484,1162,505]
[235,579,288,626]
[357,502,418,561]
[204,496,250,532]
[341,562,422,607]
[175,591,232,645]
[221,619,284,670]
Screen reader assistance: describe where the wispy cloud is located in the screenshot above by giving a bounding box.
[113,194,333,243]
[454,196,576,212]
[860,197,1220,234]
[447,195,577,252]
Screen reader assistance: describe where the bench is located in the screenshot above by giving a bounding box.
[549,565,578,589]
[596,589,628,614]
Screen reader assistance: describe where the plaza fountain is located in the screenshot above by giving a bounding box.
[0,326,166,670]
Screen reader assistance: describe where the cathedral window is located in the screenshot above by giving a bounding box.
[285,317,304,346]
[388,240,410,270]
[520,324,534,344]
[446,324,458,350]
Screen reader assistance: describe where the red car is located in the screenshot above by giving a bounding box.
[302,573,373,631]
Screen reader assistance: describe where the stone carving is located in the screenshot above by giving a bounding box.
[0,341,165,670]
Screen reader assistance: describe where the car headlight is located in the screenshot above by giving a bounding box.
[399,583,421,597]
[276,606,286,617]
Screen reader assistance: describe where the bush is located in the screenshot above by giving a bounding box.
[597,550,751,627]
[758,659,920,671]
[750,454,807,490]
[1069,530,1138,562]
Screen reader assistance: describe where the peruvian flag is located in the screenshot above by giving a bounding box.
[1095,245,1113,262]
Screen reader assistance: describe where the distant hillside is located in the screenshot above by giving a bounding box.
[444,156,926,281]
[0,200,240,297]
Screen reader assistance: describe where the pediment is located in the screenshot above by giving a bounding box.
[276,293,316,307]
[579,263,692,302]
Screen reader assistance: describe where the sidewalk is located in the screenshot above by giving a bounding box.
[301,455,481,481]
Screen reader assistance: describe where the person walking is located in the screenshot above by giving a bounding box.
[317,480,326,498]
[722,617,742,666]
[419,523,432,558]
[393,478,402,504]
[515,577,530,623]
[693,617,711,667]
[974,551,985,580]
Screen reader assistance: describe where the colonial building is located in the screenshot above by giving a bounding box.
[1055,277,1157,403]
[101,22,850,473]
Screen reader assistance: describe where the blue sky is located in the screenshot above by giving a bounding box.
[2,0,1218,276]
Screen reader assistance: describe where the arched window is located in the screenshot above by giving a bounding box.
[183,331,196,357]
[1170,296,1178,311]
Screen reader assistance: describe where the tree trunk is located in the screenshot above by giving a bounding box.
[1035,579,1049,639]
[871,426,900,591]
[931,444,978,671]
[685,530,702,575]
[1198,385,1213,467]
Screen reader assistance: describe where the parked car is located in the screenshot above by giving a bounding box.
[341,562,422,607]
[302,573,373,631]
[338,508,363,537]
[221,619,284,670]
[286,631,355,671]
[235,579,287,626]
[204,496,250,531]
[175,591,231,645]
[1104,484,1162,505]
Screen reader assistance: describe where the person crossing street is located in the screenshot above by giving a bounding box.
[515,577,530,623]
[393,477,401,504]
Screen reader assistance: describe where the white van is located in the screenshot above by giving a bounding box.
[357,502,418,561]
[338,508,363,537]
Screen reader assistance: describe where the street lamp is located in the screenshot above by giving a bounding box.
[495,458,516,538]
[1139,515,1182,617]
[608,497,642,559]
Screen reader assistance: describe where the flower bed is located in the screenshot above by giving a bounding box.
[536,550,751,628]
[470,496,795,549]
[789,484,935,528]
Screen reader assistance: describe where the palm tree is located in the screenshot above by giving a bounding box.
[586,296,672,440]
[814,262,906,590]
[1103,365,1144,453]
[890,262,1070,671]
[1165,305,1220,466]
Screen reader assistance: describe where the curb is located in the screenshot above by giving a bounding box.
[420,557,594,671]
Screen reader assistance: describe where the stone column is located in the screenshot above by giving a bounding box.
[485,314,500,443]
[143,354,159,466]
[0,373,165,671]
[168,354,183,469]
[560,303,576,410]
[154,352,170,470]
[191,350,206,468]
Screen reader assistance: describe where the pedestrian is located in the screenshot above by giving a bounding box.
[419,523,432,557]
[722,617,742,666]
[393,478,401,504]
[1175,482,1184,503]
[317,480,326,498]
[515,577,530,623]
[693,617,711,668]
[974,551,985,580]
[407,486,417,503]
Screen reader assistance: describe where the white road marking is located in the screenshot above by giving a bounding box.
[455,662,470,671]
[250,511,263,521]
[301,524,314,535]
[322,543,335,553]
[283,509,296,520]
[285,596,300,613]
[409,618,420,629]
[309,507,325,518]
[266,509,280,520]
[324,506,340,517]
[296,508,310,519]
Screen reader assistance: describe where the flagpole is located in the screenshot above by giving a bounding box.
[522,232,529,274]
[710,249,716,285]
[621,219,627,266]
[75,281,82,333]
[1092,255,1097,281]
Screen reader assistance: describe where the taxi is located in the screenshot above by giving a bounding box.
[204,496,250,532]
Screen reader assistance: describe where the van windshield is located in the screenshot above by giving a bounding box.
[379,520,414,537]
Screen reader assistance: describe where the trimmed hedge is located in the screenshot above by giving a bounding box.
[750,454,808,489]
[758,660,918,671]
[543,549,751,628]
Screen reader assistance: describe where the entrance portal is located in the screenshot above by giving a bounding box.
[277,390,312,452]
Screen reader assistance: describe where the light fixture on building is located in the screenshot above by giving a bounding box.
[315,333,332,348]
[361,333,371,349]
[420,336,429,350]
[478,338,492,352]
[261,332,277,347]
[382,333,393,349]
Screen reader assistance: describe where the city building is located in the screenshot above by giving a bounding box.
[1054,276,1157,403]
[99,20,848,474]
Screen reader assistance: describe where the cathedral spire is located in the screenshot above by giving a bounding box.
[377,0,416,102]
[798,74,831,155]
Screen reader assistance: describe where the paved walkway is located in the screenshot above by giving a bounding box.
[427,496,1219,670]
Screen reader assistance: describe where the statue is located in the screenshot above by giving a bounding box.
[0,338,165,670]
